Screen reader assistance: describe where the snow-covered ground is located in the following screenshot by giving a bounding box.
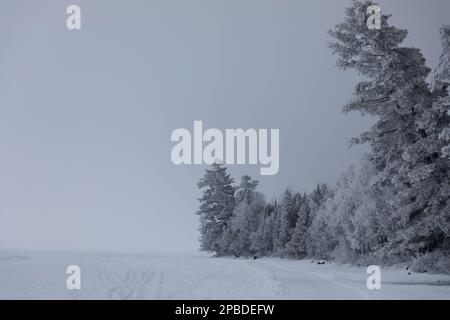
[0,249,449,299]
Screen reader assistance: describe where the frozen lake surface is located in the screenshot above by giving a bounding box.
[0,249,449,299]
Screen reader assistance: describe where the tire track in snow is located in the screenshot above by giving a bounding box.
[260,260,370,299]
[97,258,165,300]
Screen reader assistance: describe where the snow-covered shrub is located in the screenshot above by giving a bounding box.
[411,251,450,274]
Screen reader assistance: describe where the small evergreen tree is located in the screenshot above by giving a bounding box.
[286,194,310,258]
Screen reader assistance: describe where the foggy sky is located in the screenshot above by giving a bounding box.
[1,0,449,253]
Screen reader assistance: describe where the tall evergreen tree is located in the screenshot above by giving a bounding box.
[197,163,235,255]
[432,26,450,92]
[429,25,450,262]
[329,0,450,259]
[435,26,450,161]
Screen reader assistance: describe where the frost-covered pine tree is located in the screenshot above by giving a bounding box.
[404,24,450,265]
[435,26,450,161]
[273,189,297,255]
[228,176,266,257]
[251,201,277,256]
[308,156,393,262]
[285,193,310,258]
[305,185,335,259]
[417,25,450,270]
[432,26,450,92]
[308,184,331,213]
[197,163,235,255]
[234,175,259,204]
[329,0,450,261]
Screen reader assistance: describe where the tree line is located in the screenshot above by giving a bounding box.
[196,0,450,274]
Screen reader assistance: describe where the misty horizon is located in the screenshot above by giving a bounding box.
[1,0,450,253]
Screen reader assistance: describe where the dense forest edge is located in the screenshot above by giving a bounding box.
[196,0,450,274]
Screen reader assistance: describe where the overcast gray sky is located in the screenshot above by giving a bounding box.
[1,0,449,253]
